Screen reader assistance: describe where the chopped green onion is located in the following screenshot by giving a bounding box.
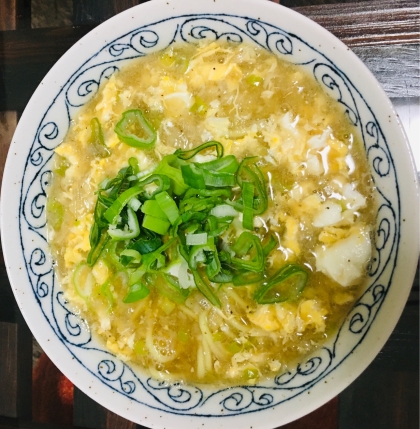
[242,181,255,230]
[114,109,156,149]
[104,185,143,224]
[210,204,239,218]
[246,74,264,87]
[232,271,264,286]
[153,155,188,195]
[242,368,259,381]
[73,263,94,299]
[142,214,170,235]
[198,155,239,174]
[188,237,215,269]
[123,282,150,303]
[128,157,139,175]
[128,237,163,254]
[202,169,236,187]
[87,229,110,267]
[186,232,208,246]
[104,174,170,224]
[171,211,208,237]
[263,234,278,256]
[119,249,142,266]
[177,330,189,343]
[190,96,208,115]
[155,191,180,224]
[128,197,141,212]
[175,141,223,160]
[205,252,221,279]
[211,268,234,283]
[231,231,264,272]
[191,269,221,307]
[54,156,70,177]
[227,340,243,354]
[236,157,268,215]
[181,164,206,189]
[157,273,190,304]
[101,280,114,309]
[47,199,64,230]
[141,200,169,220]
[88,117,110,158]
[179,196,222,213]
[137,174,171,199]
[253,264,308,304]
[184,187,232,200]
[108,207,140,240]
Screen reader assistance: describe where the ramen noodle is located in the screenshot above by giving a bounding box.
[47,41,377,385]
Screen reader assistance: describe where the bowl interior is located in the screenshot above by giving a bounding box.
[2,0,418,428]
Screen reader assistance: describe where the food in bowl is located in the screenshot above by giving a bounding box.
[47,41,377,385]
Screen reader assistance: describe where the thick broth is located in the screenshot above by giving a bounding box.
[48,42,376,385]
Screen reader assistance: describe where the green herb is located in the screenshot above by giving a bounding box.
[88,118,110,158]
[253,264,308,304]
[114,109,156,149]
[83,125,308,307]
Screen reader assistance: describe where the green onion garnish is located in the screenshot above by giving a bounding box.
[84,124,309,307]
[114,109,156,149]
[253,264,308,304]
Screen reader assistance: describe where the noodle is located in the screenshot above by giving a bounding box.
[47,40,377,385]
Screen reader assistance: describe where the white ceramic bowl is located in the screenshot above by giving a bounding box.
[1,0,419,427]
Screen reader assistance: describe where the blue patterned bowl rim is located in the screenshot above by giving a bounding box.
[1,0,418,427]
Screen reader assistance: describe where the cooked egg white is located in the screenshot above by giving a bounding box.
[47,41,377,385]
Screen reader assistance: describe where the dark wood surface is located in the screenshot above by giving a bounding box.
[0,0,418,428]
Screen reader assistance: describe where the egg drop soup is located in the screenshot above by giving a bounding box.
[47,42,377,385]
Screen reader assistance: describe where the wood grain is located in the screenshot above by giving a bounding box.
[0,0,30,31]
[294,0,420,46]
[0,25,94,110]
[73,0,146,26]
[106,412,139,429]
[280,397,338,429]
[74,387,141,428]
[0,111,17,191]
[338,304,419,429]
[0,2,419,110]
[0,321,32,419]
[352,44,419,98]
[0,0,16,31]
[73,387,108,428]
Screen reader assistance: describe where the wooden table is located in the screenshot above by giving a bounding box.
[0,1,418,428]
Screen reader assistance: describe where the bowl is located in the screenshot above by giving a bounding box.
[1,0,419,427]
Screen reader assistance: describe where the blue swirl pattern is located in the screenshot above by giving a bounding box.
[18,13,400,416]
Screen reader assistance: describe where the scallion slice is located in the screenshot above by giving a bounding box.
[123,282,150,303]
[88,117,110,158]
[253,264,308,304]
[242,181,255,230]
[191,269,221,307]
[198,155,239,174]
[186,232,208,246]
[181,164,206,189]
[114,109,156,149]
[175,140,223,160]
[141,200,169,220]
[231,231,265,272]
[142,214,170,235]
[108,207,140,241]
[157,273,190,304]
[155,191,180,224]
[202,169,236,187]
[210,204,239,218]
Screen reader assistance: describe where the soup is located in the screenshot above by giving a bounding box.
[47,41,377,385]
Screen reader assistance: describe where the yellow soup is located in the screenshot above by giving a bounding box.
[47,41,377,385]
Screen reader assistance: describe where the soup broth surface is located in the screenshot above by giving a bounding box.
[48,42,377,385]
